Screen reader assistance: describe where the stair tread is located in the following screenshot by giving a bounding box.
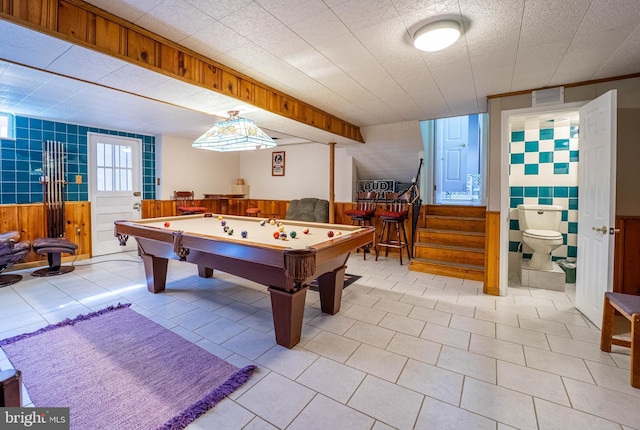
[420,228,485,236]
[416,242,485,253]
[411,257,484,270]
[425,215,485,221]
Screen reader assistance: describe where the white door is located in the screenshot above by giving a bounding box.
[575,90,617,328]
[436,116,469,203]
[89,133,142,256]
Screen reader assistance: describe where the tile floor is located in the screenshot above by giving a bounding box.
[1,252,638,430]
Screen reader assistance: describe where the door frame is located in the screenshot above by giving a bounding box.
[88,132,143,256]
[499,101,586,296]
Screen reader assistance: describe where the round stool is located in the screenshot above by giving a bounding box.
[246,207,261,217]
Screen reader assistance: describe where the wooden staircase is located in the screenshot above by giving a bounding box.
[409,205,486,281]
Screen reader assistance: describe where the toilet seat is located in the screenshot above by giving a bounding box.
[523,229,562,240]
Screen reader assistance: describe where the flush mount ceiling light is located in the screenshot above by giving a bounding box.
[192,110,276,152]
[413,20,461,52]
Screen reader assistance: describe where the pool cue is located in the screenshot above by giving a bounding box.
[59,141,66,238]
[56,140,63,237]
[53,140,59,237]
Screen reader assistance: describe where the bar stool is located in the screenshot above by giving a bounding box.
[600,291,640,388]
[246,207,261,217]
[345,191,378,259]
[375,192,411,265]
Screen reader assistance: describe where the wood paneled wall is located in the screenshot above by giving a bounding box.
[613,216,640,295]
[0,0,363,143]
[484,211,501,296]
[0,201,91,268]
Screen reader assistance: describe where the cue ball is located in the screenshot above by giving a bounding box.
[290,231,297,238]
[303,228,310,234]
[241,230,248,238]
[164,222,170,228]
[273,231,280,239]
[327,231,334,238]
[269,219,276,225]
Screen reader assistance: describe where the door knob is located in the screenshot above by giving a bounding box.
[609,227,621,235]
[133,202,141,210]
[592,225,607,234]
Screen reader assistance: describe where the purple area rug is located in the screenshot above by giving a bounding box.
[0,304,256,430]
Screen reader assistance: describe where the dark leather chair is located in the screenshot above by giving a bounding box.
[32,237,78,277]
[375,192,411,265]
[285,198,329,223]
[345,191,378,259]
[174,191,207,215]
[0,231,31,287]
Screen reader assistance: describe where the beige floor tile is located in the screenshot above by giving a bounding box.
[474,307,519,327]
[296,356,366,403]
[533,398,622,430]
[255,346,318,379]
[547,334,616,364]
[584,360,640,398]
[415,396,496,430]
[461,377,537,430]
[345,343,407,382]
[421,322,470,350]
[564,378,640,428]
[386,332,441,365]
[397,359,464,405]
[469,334,525,365]
[496,324,550,350]
[288,394,374,430]
[308,312,357,335]
[236,372,315,429]
[348,375,423,430]
[344,320,395,348]
[518,315,572,338]
[188,397,255,430]
[341,304,387,325]
[537,307,590,327]
[497,360,570,406]
[408,305,452,326]
[378,313,425,336]
[303,331,361,363]
[372,298,413,316]
[523,346,594,383]
[435,300,476,317]
[450,314,496,337]
[437,346,497,383]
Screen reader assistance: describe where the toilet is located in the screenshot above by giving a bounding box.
[517,204,564,271]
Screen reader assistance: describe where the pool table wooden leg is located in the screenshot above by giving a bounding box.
[317,265,347,315]
[141,254,168,294]
[268,286,308,348]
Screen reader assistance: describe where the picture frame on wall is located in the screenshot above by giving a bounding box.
[272,151,285,176]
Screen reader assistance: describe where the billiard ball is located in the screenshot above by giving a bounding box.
[273,231,280,239]
[269,219,276,225]
[303,228,310,234]
[223,226,229,232]
[327,230,334,238]
[337,231,342,236]
[260,220,266,226]
[164,221,170,228]
[279,232,287,240]
[227,228,234,235]
[221,220,226,226]
[278,225,285,232]
[241,230,248,238]
[218,215,223,220]
[290,231,297,238]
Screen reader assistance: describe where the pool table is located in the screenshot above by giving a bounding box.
[114,214,375,348]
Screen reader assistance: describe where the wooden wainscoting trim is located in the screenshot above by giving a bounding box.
[484,211,501,296]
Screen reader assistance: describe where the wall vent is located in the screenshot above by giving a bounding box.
[532,87,564,106]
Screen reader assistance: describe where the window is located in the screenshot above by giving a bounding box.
[96,142,133,191]
[0,112,15,140]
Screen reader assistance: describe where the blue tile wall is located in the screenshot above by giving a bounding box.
[509,121,580,261]
[0,115,155,204]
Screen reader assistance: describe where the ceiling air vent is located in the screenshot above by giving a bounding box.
[532,87,564,106]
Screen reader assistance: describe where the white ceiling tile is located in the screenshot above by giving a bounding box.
[47,46,127,82]
[331,0,399,31]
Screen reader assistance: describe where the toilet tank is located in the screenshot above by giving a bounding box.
[517,204,563,231]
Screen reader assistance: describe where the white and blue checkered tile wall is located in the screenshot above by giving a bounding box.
[509,122,579,260]
[0,115,156,204]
